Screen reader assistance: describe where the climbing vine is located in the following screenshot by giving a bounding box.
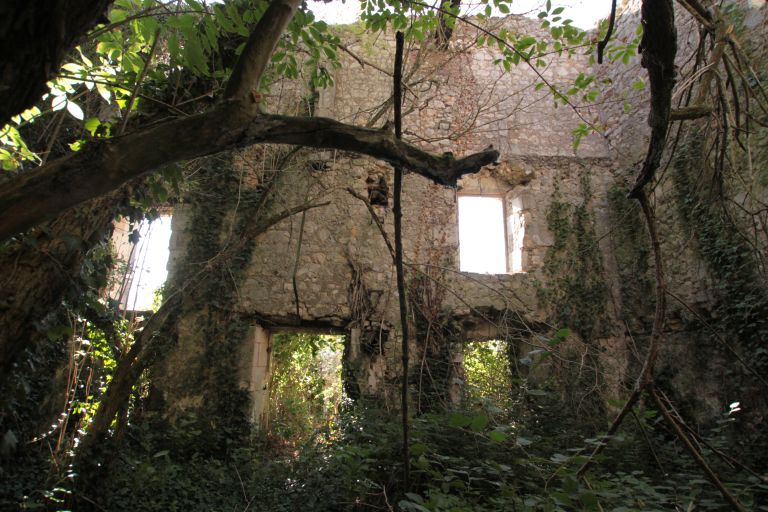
[607,183,654,331]
[537,172,608,420]
[673,138,768,366]
[540,173,608,340]
[152,152,278,450]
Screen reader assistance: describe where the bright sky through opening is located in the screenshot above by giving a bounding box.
[126,216,172,311]
[458,196,507,274]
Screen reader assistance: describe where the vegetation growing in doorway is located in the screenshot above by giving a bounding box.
[462,339,513,410]
[267,333,344,445]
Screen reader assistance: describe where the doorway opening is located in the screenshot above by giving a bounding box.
[265,332,345,446]
[462,339,513,410]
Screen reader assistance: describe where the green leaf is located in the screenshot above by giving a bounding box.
[489,430,507,442]
[517,36,537,50]
[69,139,86,151]
[1,430,18,455]
[470,414,489,432]
[66,101,85,120]
[448,412,472,428]
[180,27,209,75]
[404,492,423,504]
[84,117,101,136]
[51,96,67,111]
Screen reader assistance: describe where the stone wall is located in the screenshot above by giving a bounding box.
[160,3,767,423]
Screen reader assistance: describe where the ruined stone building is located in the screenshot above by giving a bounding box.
[123,1,767,432]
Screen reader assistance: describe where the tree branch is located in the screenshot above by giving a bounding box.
[597,0,618,64]
[0,104,499,241]
[0,0,114,127]
[224,0,301,101]
[393,30,411,491]
[670,105,713,120]
[649,387,748,512]
[628,0,677,198]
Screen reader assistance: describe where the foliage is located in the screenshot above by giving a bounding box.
[20,368,758,511]
[462,339,514,410]
[0,0,340,172]
[2,2,767,511]
[607,183,653,332]
[0,239,133,509]
[535,173,608,423]
[267,333,344,444]
[670,133,768,468]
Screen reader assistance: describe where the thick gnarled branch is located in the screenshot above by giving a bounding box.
[628,0,677,198]
[0,103,499,241]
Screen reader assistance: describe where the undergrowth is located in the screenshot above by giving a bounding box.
[62,389,767,511]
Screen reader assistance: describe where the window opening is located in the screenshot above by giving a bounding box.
[458,195,507,274]
[123,215,172,311]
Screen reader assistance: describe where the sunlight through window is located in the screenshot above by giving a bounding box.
[507,196,525,273]
[125,216,172,311]
[458,196,507,274]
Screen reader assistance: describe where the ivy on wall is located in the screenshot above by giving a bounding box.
[537,172,608,421]
[540,173,608,341]
[672,136,768,373]
[149,152,276,452]
[607,183,654,332]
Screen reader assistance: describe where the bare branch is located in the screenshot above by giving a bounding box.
[670,105,713,120]
[597,0,618,64]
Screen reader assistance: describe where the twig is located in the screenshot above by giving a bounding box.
[597,0,618,64]
[576,388,641,478]
[649,387,748,512]
[346,188,395,260]
[120,29,162,135]
[291,209,306,318]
